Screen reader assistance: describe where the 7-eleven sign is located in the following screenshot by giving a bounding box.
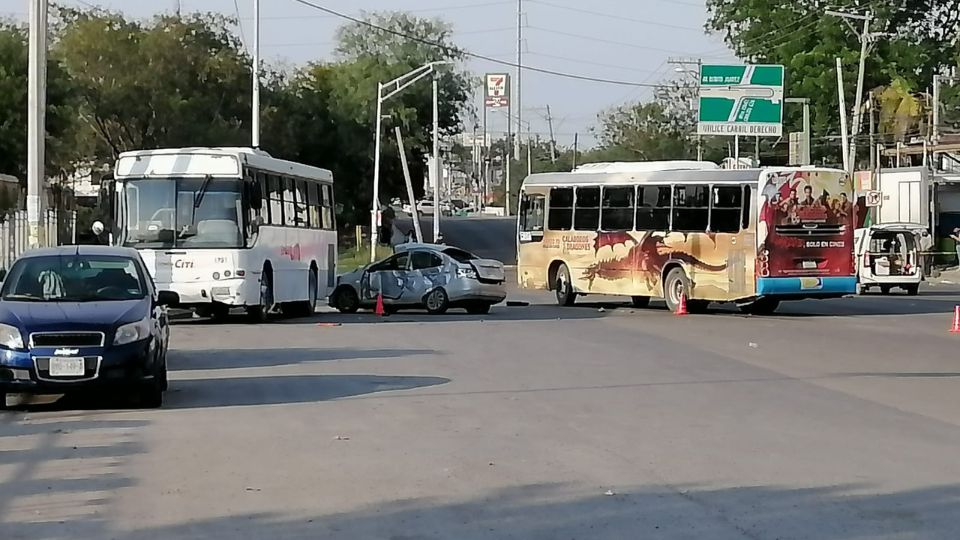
[485,73,509,108]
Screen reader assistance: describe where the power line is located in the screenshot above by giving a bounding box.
[244,0,515,21]
[525,51,664,75]
[288,0,665,88]
[526,25,705,55]
[232,0,246,47]
[527,0,704,32]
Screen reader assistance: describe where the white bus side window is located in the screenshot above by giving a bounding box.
[574,187,601,231]
[520,193,545,233]
[294,180,309,228]
[636,186,670,230]
[711,185,743,233]
[268,175,284,226]
[282,178,297,228]
[548,188,573,231]
[601,186,634,231]
[672,185,709,232]
[307,183,321,229]
[741,185,752,230]
[321,184,335,230]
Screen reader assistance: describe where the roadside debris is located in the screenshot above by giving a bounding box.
[604,489,616,496]
[334,435,350,441]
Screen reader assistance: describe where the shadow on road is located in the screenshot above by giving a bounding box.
[168,347,436,370]
[6,481,954,539]
[0,417,145,538]
[164,374,450,410]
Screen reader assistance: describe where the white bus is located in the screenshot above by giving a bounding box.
[517,162,856,314]
[104,147,337,322]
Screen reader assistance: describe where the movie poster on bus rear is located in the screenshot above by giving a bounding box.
[757,170,854,278]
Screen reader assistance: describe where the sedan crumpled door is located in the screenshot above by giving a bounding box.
[362,252,410,301]
[404,251,448,303]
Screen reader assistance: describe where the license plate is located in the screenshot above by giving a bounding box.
[802,261,817,269]
[49,357,85,377]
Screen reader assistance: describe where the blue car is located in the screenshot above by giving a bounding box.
[0,246,174,409]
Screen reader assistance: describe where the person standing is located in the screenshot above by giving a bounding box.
[950,228,960,267]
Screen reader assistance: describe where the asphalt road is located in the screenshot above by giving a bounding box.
[3,277,960,537]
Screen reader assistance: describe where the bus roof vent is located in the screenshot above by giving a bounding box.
[571,161,719,174]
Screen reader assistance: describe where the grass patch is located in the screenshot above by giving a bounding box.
[338,245,393,273]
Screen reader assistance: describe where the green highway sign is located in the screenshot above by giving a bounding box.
[697,64,784,137]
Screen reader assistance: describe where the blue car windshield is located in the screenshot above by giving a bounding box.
[0,255,146,302]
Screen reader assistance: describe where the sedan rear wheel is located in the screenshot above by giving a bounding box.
[425,288,449,315]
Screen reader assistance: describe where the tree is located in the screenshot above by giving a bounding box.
[52,8,252,168]
[332,12,472,199]
[0,22,76,183]
[706,0,960,165]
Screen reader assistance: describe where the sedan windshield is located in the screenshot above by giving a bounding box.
[1,255,146,302]
[121,178,245,249]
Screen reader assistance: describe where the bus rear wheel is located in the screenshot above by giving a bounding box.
[282,269,318,318]
[555,264,576,307]
[663,268,708,314]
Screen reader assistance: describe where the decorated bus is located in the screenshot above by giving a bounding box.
[517,161,855,314]
[99,147,336,322]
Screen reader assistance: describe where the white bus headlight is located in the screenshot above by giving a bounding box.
[114,318,152,346]
[0,324,24,349]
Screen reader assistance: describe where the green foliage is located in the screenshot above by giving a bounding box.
[0,22,76,181]
[52,8,252,168]
[706,0,960,163]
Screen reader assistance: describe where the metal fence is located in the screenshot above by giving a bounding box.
[0,209,77,273]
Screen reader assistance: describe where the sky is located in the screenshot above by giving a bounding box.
[3,0,737,148]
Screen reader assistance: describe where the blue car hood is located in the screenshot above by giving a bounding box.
[0,299,148,331]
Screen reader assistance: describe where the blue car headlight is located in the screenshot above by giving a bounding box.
[113,318,152,346]
[0,323,23,350]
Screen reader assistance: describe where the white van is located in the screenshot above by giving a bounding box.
[854,223,930,295]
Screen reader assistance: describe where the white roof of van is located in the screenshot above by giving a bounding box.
[571,161,719,174]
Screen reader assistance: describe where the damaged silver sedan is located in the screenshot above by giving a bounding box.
[330,244,507,315]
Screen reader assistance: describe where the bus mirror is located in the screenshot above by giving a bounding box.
[91,221,105,236]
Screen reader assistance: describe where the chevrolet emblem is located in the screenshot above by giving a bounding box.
[54,348,80,356]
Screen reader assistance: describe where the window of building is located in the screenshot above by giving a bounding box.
[635,186,671,230]
[548,187,574,230]
[711,185,744,233]
[672,184,709,232]
[601,186,634,231]
[574,186,601,231]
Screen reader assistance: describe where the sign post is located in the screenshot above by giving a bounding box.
[698,64,784,137]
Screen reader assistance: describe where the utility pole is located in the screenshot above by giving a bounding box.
[505,134,512,216]
[572,133,579,169]
[395,127,422,243]
[27,0,47,248]
[251,0,260,148]
[933,74,941,146]
[827,9,884,175]
[868,91,876,171]
[836,57,851,173]
[515,0,522,161]
[432,77,441,241]
[546,104,557,163]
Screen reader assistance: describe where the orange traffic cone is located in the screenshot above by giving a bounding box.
[675,293,688,316]
[375,293,386,317]
[951,306,960,333]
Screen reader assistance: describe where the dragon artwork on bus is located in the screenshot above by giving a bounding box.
[96,147,338,323]
[516,162,856,315]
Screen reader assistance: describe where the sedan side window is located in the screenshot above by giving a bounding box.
[411,251,443,270]
[372,253,409,272]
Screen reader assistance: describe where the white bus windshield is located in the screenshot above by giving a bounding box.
[121,178,245,249]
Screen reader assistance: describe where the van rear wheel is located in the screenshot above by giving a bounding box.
[555,264,577,307]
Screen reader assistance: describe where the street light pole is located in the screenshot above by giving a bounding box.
[369,61,451,261]
[251,0,260,148]
[27,0,48,248]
